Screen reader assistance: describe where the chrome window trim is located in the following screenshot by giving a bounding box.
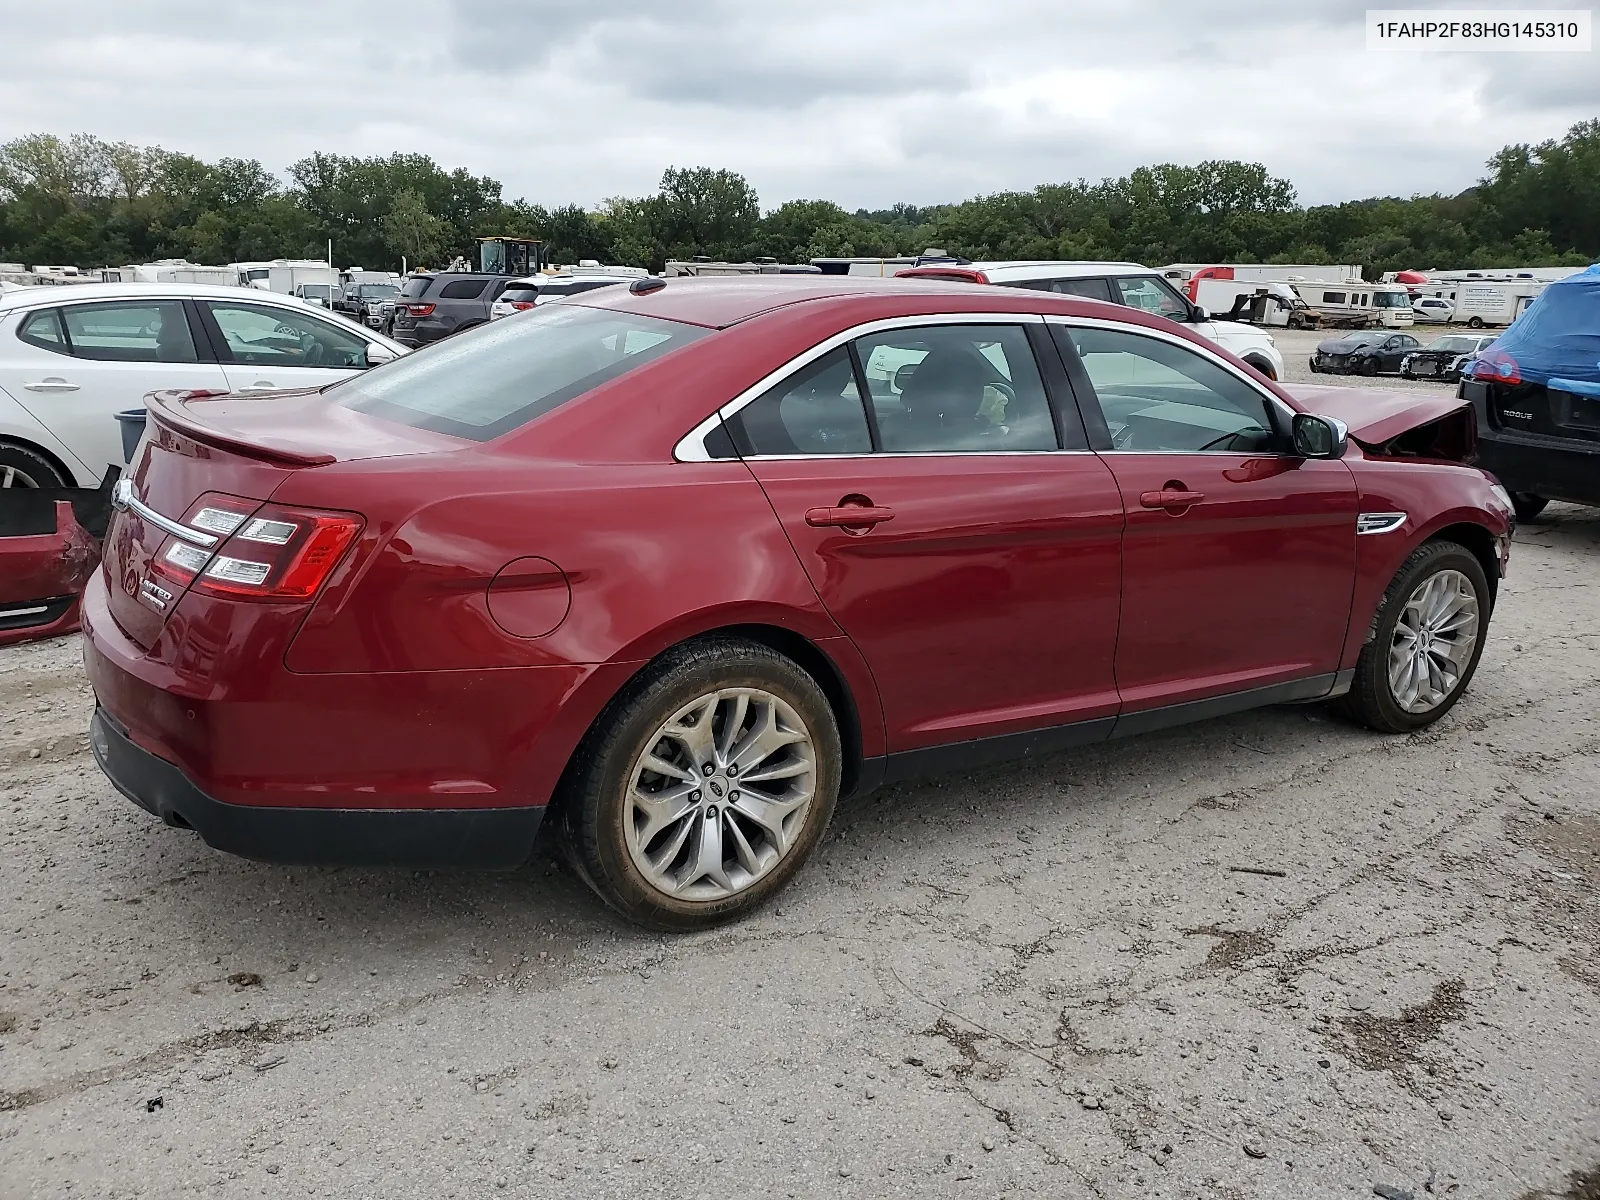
[673,312,1048,463]
[1043,313,1300,440]
[1357,512,1408,536]
[111,477,219,548]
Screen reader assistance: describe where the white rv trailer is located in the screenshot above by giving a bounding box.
[102,260,237,286]
[1163,263,1363,291]
[1291,280,1415,327]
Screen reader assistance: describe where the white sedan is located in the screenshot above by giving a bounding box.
[0,282,407,489]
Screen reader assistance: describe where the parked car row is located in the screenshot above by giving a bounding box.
[1309,330,1495,383]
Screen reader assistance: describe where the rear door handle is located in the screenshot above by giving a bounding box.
[242,382,279,391]
[23,378,80,393]
[1139,488,1205,509]
[805,505,895,529]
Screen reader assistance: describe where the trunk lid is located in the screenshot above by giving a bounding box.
[104,387,460,649]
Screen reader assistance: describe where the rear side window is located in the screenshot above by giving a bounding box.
[332,305,709,441]
[439,279,488,300]
[721,348,872,457]
[60,301,198,363]
[400,277,433,299]
[18,309,68,353]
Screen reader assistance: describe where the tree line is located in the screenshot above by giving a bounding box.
[2,119,1596,279]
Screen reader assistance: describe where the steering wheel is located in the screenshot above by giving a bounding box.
[273,322,302,337]
[1195,430,1248,452]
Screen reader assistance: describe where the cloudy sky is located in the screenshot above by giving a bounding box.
[1,0,1593,210]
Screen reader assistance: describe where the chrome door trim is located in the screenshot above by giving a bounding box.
[111,477,219,548]
[673,311,1048,463]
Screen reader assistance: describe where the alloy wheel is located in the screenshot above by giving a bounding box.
[1386,569,1480,714]
[624,687,817,901]
[1,464,43,488]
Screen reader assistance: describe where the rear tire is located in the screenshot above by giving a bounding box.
[1332,541,1490,734]
[1467,316,1485,329]
[560,637,841,930]
[0,442,71,489]
[1512,493,1548,523]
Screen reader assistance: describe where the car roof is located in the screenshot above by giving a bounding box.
[0,281,327,312]
[573,275,1027,328]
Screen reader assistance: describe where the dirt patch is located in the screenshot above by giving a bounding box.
[1338,979,1468,1082]
[1185,925,1274,972]
[1520,1163,1600,1200]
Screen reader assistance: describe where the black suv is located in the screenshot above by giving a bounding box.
[390,273,513,347]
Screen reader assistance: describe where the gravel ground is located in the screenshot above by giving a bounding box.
[3,508,1599,1198]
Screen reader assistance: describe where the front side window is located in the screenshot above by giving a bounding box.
[855,324,1057,453]
[60,301,198,363]
[1063,326,1277,454]
[333,304,708,441]
[1114,277,1190,320]
[439,279,488,300]
[17,308,68,354]
[206,302,370,369]
[721,347,871,457]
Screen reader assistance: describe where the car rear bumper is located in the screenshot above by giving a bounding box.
[1476,428,1600,506]
[91,707,543,868]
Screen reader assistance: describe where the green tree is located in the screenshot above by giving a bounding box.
[381,189,448,268]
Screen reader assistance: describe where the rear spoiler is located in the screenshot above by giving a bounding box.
[144,389,337,467]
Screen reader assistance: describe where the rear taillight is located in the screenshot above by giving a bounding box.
[509,301,534,311]
[185,500,362,601]
[406,303,435,317]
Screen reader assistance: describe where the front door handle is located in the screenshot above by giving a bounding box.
[805,504,895,529]
[23,378,80,393]
[1140,487,1205,510]
[241,382,279,391]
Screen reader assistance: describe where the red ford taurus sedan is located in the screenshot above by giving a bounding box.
[83,277,1512,928]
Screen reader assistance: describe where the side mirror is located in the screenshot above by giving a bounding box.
[364,343,398,368]
[1293,413,1349,459]
[1190,305,1209,322]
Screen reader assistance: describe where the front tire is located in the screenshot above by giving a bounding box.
[1512,493,1548,523]
[561,638,841,930]
[1359,356,1379,377]
[1309,357,1321,374]
[1333,542,1490,733]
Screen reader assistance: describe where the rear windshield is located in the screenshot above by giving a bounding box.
[499,285,541,303]
[400,277,433,298]
[331,305,709,441]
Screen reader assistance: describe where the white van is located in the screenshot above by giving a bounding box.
[1420,280,1546,328]
[232,259,341,296]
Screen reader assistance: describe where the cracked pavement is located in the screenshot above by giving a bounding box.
[3,505,1599,1199]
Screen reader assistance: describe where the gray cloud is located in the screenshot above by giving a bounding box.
[0,0,1591,211]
